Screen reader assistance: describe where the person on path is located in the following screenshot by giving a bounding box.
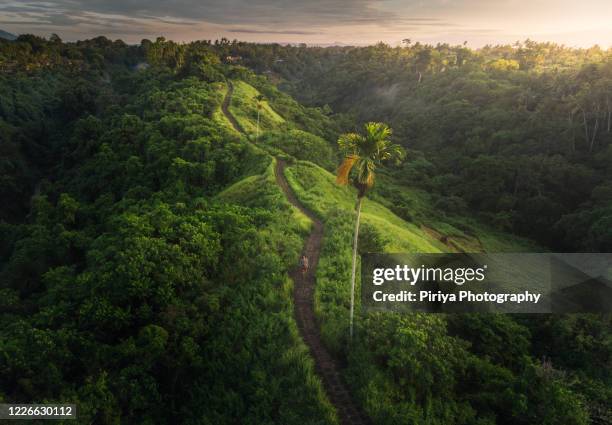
[299,255,309,275]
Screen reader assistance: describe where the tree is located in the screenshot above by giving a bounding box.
[336,122,405,338]
[255,94,265,142]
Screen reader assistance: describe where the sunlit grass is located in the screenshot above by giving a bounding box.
[217,157,311,235]
[284,160,445,253]
[210,82,240,135]
[229,80,285,137]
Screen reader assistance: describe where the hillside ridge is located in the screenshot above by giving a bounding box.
[222,80,371,425]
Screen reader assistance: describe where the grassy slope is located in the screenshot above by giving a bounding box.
[219,79,537,267]
[285,161,445,253]
[211,82,240,135]
[217,155,312,234]
[283,160,537,254]
[228,80,285,137]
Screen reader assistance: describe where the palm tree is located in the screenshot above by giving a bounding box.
[336,122,405,338]
[255,94,265,141]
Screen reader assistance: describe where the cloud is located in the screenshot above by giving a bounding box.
[228,28,319,35]
[0,0,402,27]
[0,0,460,39]
[0,0,451,42]
[0,0,427,42]
[0,0,609,46]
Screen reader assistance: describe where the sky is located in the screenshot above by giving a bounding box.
[0,0,611,47]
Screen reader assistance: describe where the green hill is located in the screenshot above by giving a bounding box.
[218,80,536,256]
[0,29,16,40]
[228,80,285,136]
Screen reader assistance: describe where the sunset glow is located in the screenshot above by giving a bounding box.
[0,0,610,46]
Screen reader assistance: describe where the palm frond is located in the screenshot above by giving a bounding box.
[365,160,375,187]
[336,155,358,185]
[365,122,392,142]
[356,158,376,188]
[379,142,406,164]
[337,133,363,155]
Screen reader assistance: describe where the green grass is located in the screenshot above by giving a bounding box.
[211,77,535,257]
[474,225,542,252]
[284,161,446,253]
[212,80,308,235]
[217,156,311,236]
[215,154,336,424]
[229,80,285,137]
[285,157,537,256]
[214,93,341,423]
[211,82,241,135]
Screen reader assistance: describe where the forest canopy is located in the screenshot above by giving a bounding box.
[0,35,610,425]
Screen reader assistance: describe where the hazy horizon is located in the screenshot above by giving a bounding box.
[1,0,611,48]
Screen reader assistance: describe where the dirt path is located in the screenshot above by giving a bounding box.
[222,81,371,425]
[221,81,247,135]
[276,160,371,425]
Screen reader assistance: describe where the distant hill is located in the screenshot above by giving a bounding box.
[0,29,16,40]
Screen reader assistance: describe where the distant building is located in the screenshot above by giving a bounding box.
[134,62,150,71]
[225,55,242,63]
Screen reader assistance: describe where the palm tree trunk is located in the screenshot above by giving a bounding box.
[589,118,599,153]
[349,197,363,339]
[256,108,261,141]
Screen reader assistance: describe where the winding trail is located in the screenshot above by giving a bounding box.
[222,81,371,425]
[221,81,246,135]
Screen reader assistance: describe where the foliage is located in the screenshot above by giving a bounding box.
[1,34,610,425]
[284,162,603,424]
[260,129,336,170]
[336,122,405,196]
[0,36,337,424]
